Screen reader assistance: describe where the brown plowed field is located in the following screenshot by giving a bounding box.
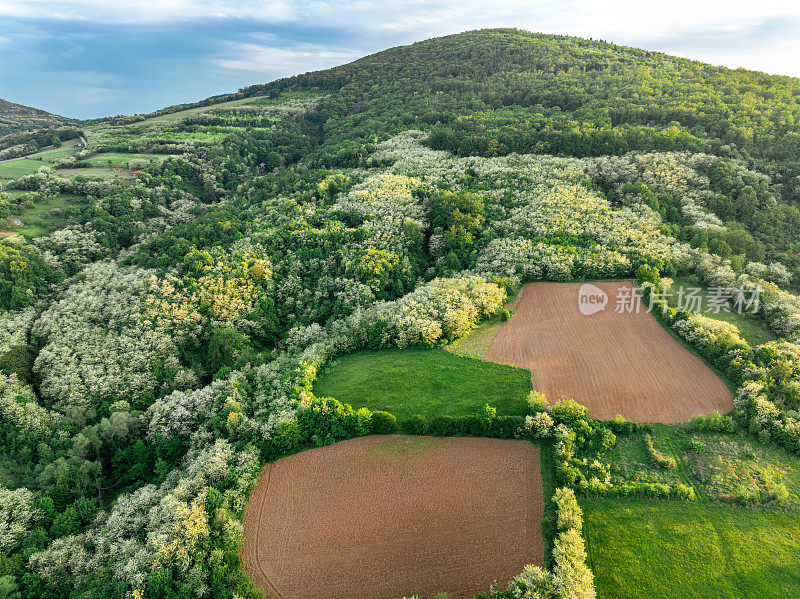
[241,435,543,599]
[485,281,733,423]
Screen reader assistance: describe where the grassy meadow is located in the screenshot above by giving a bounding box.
[2,190,86,237]
[0,157,52,179]
[583,423,800,598]
[313,348,532,420]
[583,498,800,598]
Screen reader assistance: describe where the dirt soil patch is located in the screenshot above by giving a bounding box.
[484,281,733,422]
[241,435,543,599]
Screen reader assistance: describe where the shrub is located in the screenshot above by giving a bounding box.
[524,411,554,439]
[673,483,696,501]
[553,487,583,532]
[463,415,485,436]
[549,398,588,424]
[370,410,398,434]
[401,414,427,435]
[428,415,456,436]
[688,411,736,433]
[500,309,512,321]
[488,415,525,439]
[527,390,548,413]
[606,414,644,435]
[689,439,707,453]
[273,419,302,455]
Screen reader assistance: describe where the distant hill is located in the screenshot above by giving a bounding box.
[0,98,76,135]
[240,28,800,197]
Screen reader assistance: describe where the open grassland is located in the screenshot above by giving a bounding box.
[585,423,800,598]
[313,348,532,420]
[669,274,777,346]
[241,435,544,599]
[0,157,52,179]
[83,92,320,148]
[583,498,800,599]
[28,141,83,162]
[133,96,259,125]
[13,193,85,237]
[55,167,120,179]
[2,191,87,237]
[485,282,733,422]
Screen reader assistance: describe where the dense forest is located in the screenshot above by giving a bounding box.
[0,28,800,598]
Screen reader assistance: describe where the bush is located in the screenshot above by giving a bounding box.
[463,415,485,436]
[487,415,525,439]
[673,483,697,501]
[549,398,588,424]
[527,390,548,412]
[370,410,398,434]
[428,415,459,436]
[500,309,512,321]
[688,411,736,433]
[606,414,646,435]
[401,414,427,435]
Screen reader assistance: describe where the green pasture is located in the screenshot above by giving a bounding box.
[313,348,532,421]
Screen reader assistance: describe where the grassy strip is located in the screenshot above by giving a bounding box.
[539,442,557,566]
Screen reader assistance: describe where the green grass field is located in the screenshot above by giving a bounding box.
[583,498,800,599]
[313,348,532,420]
[669,274,777,346]
[607,425,800,505]
[585,422,800,598]
[2,192,86,237]
[0,157,53,179]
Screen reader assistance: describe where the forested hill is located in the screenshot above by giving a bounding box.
[0,99,76,135]
[242,28,800,199]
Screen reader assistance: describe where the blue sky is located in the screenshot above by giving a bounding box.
[1,1,799,119]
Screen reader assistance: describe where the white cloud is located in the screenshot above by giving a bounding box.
[0,0,294,23]
[215,41,360,74]
[0,0,796,31]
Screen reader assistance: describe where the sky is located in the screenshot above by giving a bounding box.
[1,1,799,119]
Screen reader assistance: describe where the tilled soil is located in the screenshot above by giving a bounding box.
[485,281,733,423]
[240,435,544,599]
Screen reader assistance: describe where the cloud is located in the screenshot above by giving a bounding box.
[215,41,360,74]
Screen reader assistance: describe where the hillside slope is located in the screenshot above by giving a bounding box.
[247,29,800,181]
[0,98,76,135]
